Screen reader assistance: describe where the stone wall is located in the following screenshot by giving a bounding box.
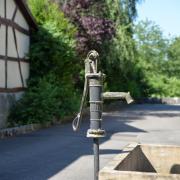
[0,92,23,129]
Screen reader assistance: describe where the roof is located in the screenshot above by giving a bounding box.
[14,0,38,31]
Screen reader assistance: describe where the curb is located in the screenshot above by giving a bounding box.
[0,118,74,139]
[0,102,128,139]
[0,124,42,138]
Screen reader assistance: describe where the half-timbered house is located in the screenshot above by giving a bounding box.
[0,0,37,128]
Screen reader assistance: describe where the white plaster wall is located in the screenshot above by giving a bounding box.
[8,27,18,58]
[21,62,29,87]
[6,0,16,19]
[0,0,5,17]
[15,10,29,31]
[0,0,30,89]
[16,30,30,58]
[0,60,5,88]
[0,0,32,128]
[7,61,22,88]
[0,25,6,56]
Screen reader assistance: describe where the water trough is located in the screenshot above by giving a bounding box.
[99,143,180,180]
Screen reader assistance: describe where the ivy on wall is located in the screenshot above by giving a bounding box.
[8,0,80,126]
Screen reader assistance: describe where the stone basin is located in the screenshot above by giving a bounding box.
[99,143,180,180]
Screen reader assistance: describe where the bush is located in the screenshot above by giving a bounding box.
[8,74,80,126]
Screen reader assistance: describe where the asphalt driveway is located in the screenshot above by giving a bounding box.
[0,104,179,180]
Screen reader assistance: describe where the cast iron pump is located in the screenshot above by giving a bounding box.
[72,50,133,180]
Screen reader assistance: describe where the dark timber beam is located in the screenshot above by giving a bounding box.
[12,8,25,88]
[0,16,30,35]
[5,0,8,89]
[0,55,29,63]
[0,87,27,93]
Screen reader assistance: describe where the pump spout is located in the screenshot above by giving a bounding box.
[103,92,134,104]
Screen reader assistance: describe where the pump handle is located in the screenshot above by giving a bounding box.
[72,77,88,131]
[72,50,99,131]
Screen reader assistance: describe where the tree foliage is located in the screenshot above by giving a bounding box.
[100,0,143,97]
[62,0,115,55]
[135,20,169,69]
[167,37,180,77]
[134,20,180,97]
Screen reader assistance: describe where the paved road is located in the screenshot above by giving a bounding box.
[0,104,180,180]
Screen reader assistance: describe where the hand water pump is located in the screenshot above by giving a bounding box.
[72,50,133,180]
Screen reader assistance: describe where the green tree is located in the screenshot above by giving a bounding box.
[101,0,143,97]
[134,20,169,71]
[134,20,180,97]
[167,37,180,77]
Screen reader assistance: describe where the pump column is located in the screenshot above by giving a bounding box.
[87,72,105,180]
